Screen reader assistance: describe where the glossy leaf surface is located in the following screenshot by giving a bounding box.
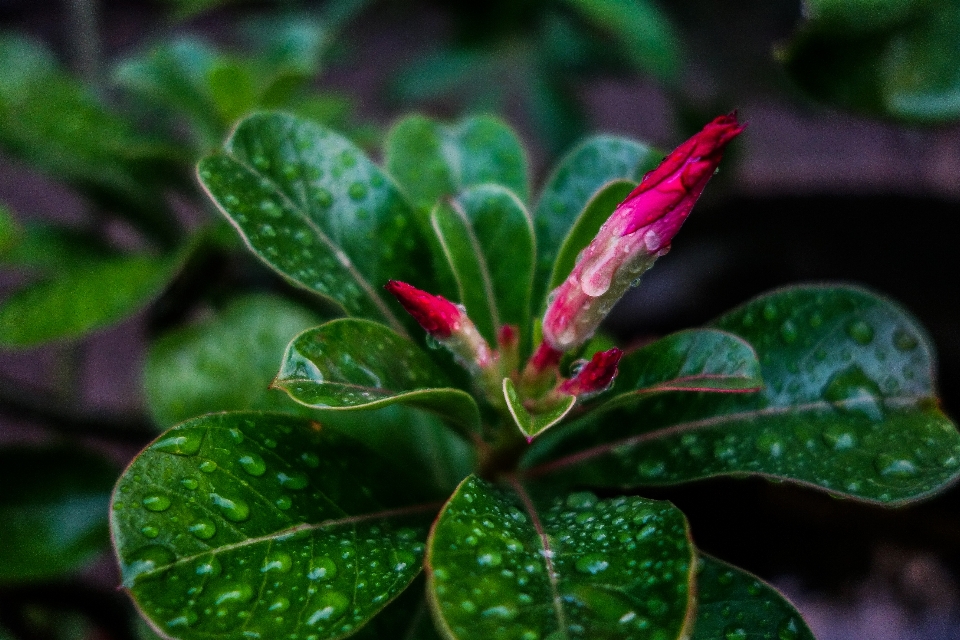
[533,136,659,305]
[601,329,763,411]
[0,253,180,347]
[428,476,695,640]
[503,378,577,440]
[691,555,814,640]
[432,185,534,342]
[144,294,322,427]
[547,179,635,294]
[112,412,438,640]
[198,112,422,332]
[0,446,116,583]
[274,319,481,433]
[526,286,960,504]
[385,114,529,212]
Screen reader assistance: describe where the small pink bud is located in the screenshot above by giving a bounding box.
[542,113,745,352]
[498,325,518,350]
[385,280,462,338]
[559,348,623,396]
[529,342,563,373]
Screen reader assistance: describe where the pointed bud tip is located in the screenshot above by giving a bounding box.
[384,280,462,338]
[498,325,518,348]
[560,347,624,396]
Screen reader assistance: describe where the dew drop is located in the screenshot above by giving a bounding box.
[724,625,748,640]
[875,453,918,478]
[152,431,203,456]
[188,519,217,540]
[762,302,778,321]
[181,478,199,490]
[575,553,610,575]
[276,496,292,510]
[778,616,801,640]
[210,493,250,522]
[565,491,598,510]
[348,182,367,201]
[481,605,518,620]
[822,365,884,422]
[262,552,292,573]
[278,471,309,490]
[846,320,874,345]
[313,188,333,208]
[195,556,221,577]
[166,611,198,628]
[215,584,253,605]
[301,452,320,468]
[779,320,798,344]
[307,592,350,625]
[308,557,338,580]
[124,545,175,582]
[199,461,218,473]
[238,452,267,477]
[269,597,290,612]
[141,525,159,539]
[893,328,919,352]
[142,495,171,512]
[822,424,857,451]
[477,550,502,567]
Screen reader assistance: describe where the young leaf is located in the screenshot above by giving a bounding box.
[427,476,695,639]
[0,446,116,584]
[533,136,660,305]
[0,253,182,347]
[274,318,481,434]
[692,554,815,640]
[197,112,425,333]
[385,114,529,213]
[525,285,960,505]
[599,329,763,411]
[503,378,577,440]
[144,294,323,427]
[431,185,534,342]
[111,412,439,640]
[547,179,635,295]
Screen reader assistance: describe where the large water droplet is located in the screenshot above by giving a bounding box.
[846,320,874,345]
[238,452,267,477]
[874,453,918,478]
[822,365,884,422]
[565,491,598,510]
[477,550,502,567]
[199,460,218,473]
[269,597,290,612]
[348,182,367,201]
[821,424,857,451]
[262,552,292,573]
[307,592,350,625]
[210,493,250,522]
[277,471,309,490]
[152,431,203,456]
[165,611,198,628]
[195,556,221,577]
[215,584,253,605]
[481,604,518,620]
[778,616,801,640]
[575,553,610,575]
[140,525,159,539]
[188,519,217,540]
[779,320,798,344]
[124,545,176,582]
[308,557,338,580]
[142,495,171,512]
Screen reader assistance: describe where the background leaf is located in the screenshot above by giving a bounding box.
[525,285,960,504]
[144,294,323,427]
[691,554,815,640]
[0,446,116,584]
[432,185,534,342]
[503,378,577,440]
[274,318,481,434]
[533,136,660,307]
[112,412,439,640]
[385,114,529,213]
[427,476,695,639]
[198,112,426,332]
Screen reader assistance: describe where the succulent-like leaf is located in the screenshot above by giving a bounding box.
[0,253,181,347]
[274,318,481,434]
[144,294,323,427]
[533,136,660,305]
[111,412,439,640]
[525,285,960,504]
[599,329,763,411]
[427,476,695,639]
[197,112,425,333]
[431,185,534,342]
[0,446,116,583]
[691,555,815,640]
[547,179,635,295]
[503,378,577,440]
[384,114,529,212]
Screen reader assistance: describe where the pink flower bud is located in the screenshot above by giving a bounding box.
[559,348,623,397]
[385,280,462,338]
[542,113,745,352]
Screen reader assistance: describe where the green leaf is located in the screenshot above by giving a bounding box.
[0,204,18,256]
[547,179,634,294]
[0,446,116,583]
[112,412,438,639]
[561,0,682,81]
[274,318,481,434]
[427,476,695,639]
[0,253,181,347]
[504,378,577,440]
[198,112,424,333]
[600,329,763,411]
[1,222,112,270]
[525,285,960,505]
[144,294,323,427]
[533,136,660,306]
[692,555,815,640]
[432,185,535,342]
[802,0,922,35]
[384,114,529,213]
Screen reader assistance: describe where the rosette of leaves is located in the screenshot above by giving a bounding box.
[111,111,960,639]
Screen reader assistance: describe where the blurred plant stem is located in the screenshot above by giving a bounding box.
[66,0,100,86]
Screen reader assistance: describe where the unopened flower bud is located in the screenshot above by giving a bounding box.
[559,348,623,397]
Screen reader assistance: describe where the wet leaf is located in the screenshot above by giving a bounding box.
[533,136,659,306]
[0,446,116,583]
[197,112,427,333]
[384,115,528,213]
[526,285,960,505]
[144,294,323,427]
[274,318,481,434]
[503,378,577,440]
[691,554,815,640]
[432,185,534,343]
[427,476,695,640]
[600,329,763,411]
[111,412,439,640]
